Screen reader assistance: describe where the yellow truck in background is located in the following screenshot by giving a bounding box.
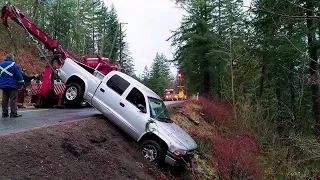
[178,89,187,100]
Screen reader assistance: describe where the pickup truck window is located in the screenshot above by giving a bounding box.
[149,97,172,123]
[126,87,146,110]
[107,74,130,95]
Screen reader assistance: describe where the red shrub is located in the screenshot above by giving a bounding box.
[15,50,47,73]
[190,96,233,127]
[212,135,264,179]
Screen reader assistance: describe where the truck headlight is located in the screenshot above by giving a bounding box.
[173,150,187,157]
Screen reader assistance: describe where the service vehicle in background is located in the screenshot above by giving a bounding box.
[178,89,187,100]
[164,88,178,101]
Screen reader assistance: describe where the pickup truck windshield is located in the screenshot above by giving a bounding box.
[149,97,172,123]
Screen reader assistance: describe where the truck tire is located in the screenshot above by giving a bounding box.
[140,140,165,164]
[64,82,84,107]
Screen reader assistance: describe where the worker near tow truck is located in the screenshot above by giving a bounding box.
[17,69,39,108]
[0,54,25,118]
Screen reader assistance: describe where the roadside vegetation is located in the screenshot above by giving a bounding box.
[159,0,320,179]
[167,97,320,179]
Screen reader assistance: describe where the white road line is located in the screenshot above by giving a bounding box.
[18,109,49,113]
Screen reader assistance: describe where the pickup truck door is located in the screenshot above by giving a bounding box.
[116,86,149,140]
[91,74,130,128]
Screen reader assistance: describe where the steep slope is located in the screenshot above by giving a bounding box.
[0,115,169,180]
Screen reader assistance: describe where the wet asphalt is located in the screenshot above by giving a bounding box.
[0,107,101,135]
[0,101,182,135]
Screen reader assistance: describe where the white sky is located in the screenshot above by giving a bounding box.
[103,0,252,77]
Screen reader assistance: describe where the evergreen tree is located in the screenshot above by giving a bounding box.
[141,65,150,86]
[148,53,172,95]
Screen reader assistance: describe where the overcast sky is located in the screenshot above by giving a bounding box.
[103,0,252,77]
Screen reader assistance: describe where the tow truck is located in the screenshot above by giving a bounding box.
[176,72,187,100]
[163,88,178,101]
[1,4,118,107]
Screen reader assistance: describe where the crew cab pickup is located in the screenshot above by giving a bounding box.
[57,58,197,166]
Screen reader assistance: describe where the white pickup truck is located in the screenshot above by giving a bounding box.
[57,58,197,166]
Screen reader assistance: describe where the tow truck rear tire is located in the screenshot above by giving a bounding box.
[63,82,84,107]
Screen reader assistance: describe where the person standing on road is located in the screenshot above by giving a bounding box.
[0,54,25,118]
[17,69,38,108]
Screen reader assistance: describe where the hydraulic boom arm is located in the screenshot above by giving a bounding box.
[1,5,78,61]
[1,4,118,106]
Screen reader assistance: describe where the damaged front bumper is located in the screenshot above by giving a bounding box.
[164,151,195,167]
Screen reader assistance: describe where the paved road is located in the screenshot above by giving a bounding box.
[0,101,183,135]
[164,100,184,106]
[0,107,101,135]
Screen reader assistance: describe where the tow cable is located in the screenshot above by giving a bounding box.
[5,27,19,53]
[181,156,193,168]
[7,5,55,71]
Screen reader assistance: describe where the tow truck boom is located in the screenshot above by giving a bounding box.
[1,4,118,107]
[1,5,78,61]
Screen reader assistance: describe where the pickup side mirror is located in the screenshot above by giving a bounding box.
[137,104,147,113]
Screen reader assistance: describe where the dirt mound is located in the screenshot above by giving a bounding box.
[0,49,46,74]
[0,115,167,180]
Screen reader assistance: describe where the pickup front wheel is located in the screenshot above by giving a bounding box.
[64,82,84,107]
[140,140,164,164]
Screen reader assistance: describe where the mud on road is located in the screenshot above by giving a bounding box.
[0,115,168,180]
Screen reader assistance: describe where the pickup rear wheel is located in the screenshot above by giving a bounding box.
[64,82,84,107]
[140,140,164,164]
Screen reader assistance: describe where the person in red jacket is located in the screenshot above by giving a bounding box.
[0,54,25,118]
[17,69,39,108]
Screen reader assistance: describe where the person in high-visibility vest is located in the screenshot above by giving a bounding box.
[0,54,25,118]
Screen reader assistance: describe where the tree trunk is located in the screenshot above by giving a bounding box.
[306,0,320,140]
[54,0,60,39]
[259,64,265,100]
[217,0,222,102]
[288,23,297,130]
[228,0,236,116]
[203,58,210,96]
[203,0,210,96]
[32,0,39,21]
[92,15,95,55]
[275,83,285,137]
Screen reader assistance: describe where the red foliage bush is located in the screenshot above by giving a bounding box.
[212,135,264,179]
[191,96,233,127]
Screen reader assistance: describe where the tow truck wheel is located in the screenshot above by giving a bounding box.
[140,140,164,164]
[64,82,84,107]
